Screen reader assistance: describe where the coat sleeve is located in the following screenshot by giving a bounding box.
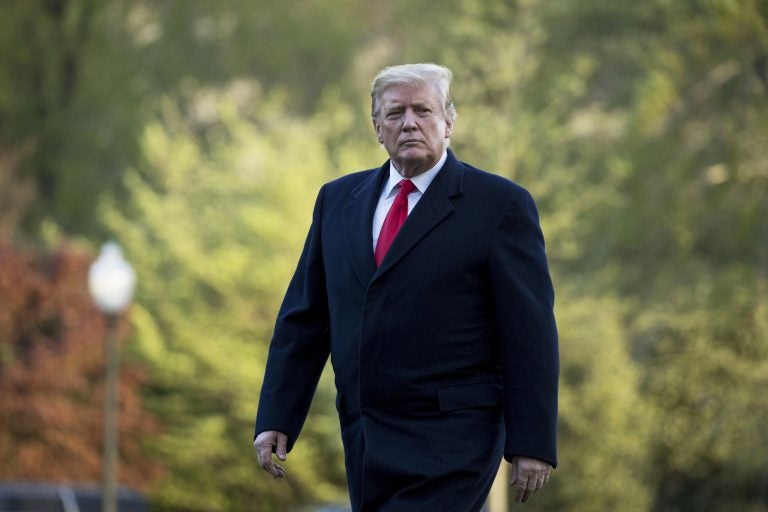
[488,186,559,467]
[254,185,331,452]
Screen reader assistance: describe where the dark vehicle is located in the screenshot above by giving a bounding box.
[0,482,149,512]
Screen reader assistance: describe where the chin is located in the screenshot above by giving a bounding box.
[397,149,430,163]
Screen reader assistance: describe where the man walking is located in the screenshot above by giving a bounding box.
[255,63,559,511]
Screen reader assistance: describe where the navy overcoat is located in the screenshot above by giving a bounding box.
[255,150,559,511]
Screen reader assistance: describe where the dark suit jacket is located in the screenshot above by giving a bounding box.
[255,150,559,511]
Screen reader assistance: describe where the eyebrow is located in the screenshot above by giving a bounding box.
[384,99,433,110]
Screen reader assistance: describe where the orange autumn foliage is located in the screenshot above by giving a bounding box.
[0,242,162,489]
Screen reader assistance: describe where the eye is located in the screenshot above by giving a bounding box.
[386,109,403,119]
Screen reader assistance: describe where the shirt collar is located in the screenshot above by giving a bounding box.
[384,150,448,198]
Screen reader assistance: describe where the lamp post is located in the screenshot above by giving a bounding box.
[88,242,136,512]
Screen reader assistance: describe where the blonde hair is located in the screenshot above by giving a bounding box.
[370,63,457,123]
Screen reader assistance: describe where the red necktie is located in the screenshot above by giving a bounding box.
[375,179,416,267]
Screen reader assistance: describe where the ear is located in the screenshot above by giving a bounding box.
[444,116,454,139]
[373,118,383,144]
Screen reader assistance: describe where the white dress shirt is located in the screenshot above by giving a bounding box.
[372,151,448,252]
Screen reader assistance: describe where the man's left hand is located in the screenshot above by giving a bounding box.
[509,455,552,503]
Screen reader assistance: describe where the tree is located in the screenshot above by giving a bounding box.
[0,0,144,234]
[0,0,369,237]
[0,242,161,488]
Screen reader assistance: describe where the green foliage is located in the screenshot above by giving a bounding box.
[0,0,145,234]
[537,294,653,512]
[0,0,370,237]
[635,271,768,510]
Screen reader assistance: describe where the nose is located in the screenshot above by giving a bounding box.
[401,109,418,131]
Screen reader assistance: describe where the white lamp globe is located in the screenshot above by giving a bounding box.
[88,242,136,315]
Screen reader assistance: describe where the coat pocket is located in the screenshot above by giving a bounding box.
[436,382,503,412]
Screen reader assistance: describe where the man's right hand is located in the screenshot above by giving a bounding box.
[254,430,288,478]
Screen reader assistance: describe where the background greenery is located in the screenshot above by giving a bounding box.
[1,0,766,510]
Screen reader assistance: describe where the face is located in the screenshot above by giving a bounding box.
[373,82,453,177]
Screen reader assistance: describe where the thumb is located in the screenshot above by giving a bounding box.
[276,433,288,461]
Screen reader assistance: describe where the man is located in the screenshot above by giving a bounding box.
[255,63,559,511]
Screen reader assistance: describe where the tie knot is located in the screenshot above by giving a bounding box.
[397,179,416,195]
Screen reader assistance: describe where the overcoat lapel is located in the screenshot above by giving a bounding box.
[343,150,465,287]
[374,150,464,280]
[343,162,388,288]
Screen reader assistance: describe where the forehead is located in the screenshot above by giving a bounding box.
[379,82,443,107]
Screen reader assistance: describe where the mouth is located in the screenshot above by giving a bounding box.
[400,139,422,146]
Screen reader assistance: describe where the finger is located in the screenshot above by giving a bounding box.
[255,440,276,473]
[523,475,542,503]
[522,483,536,503]
[276,433,288,461]
[525,472,551,502]
[259,445,274,471]
[271,462,286,479]
[509,460,518,486]
[514,476,529,503]
[263,453,285,478]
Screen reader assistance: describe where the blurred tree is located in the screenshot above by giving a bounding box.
[0,145,37,240]
[536,294,653,512]
[0,242,161,488]
[0,0,369,238]
[0,0,144,235]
